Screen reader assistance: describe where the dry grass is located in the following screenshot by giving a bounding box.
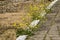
[0,10,32,27]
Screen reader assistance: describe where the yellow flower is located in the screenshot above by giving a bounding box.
[13,23,16,26]
[40,4,45,7]
[22,18,25,20]
[33,5,39,10]
[27,13,31,16]
[41,7,44,10]
[25,23,28,25]
[19,23,24,26]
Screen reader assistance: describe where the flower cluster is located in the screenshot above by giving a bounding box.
[12,1,50,30]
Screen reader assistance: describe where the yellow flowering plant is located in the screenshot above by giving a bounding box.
[12,0,51,37]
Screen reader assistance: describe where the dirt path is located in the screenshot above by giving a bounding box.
[27,0,60,40]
